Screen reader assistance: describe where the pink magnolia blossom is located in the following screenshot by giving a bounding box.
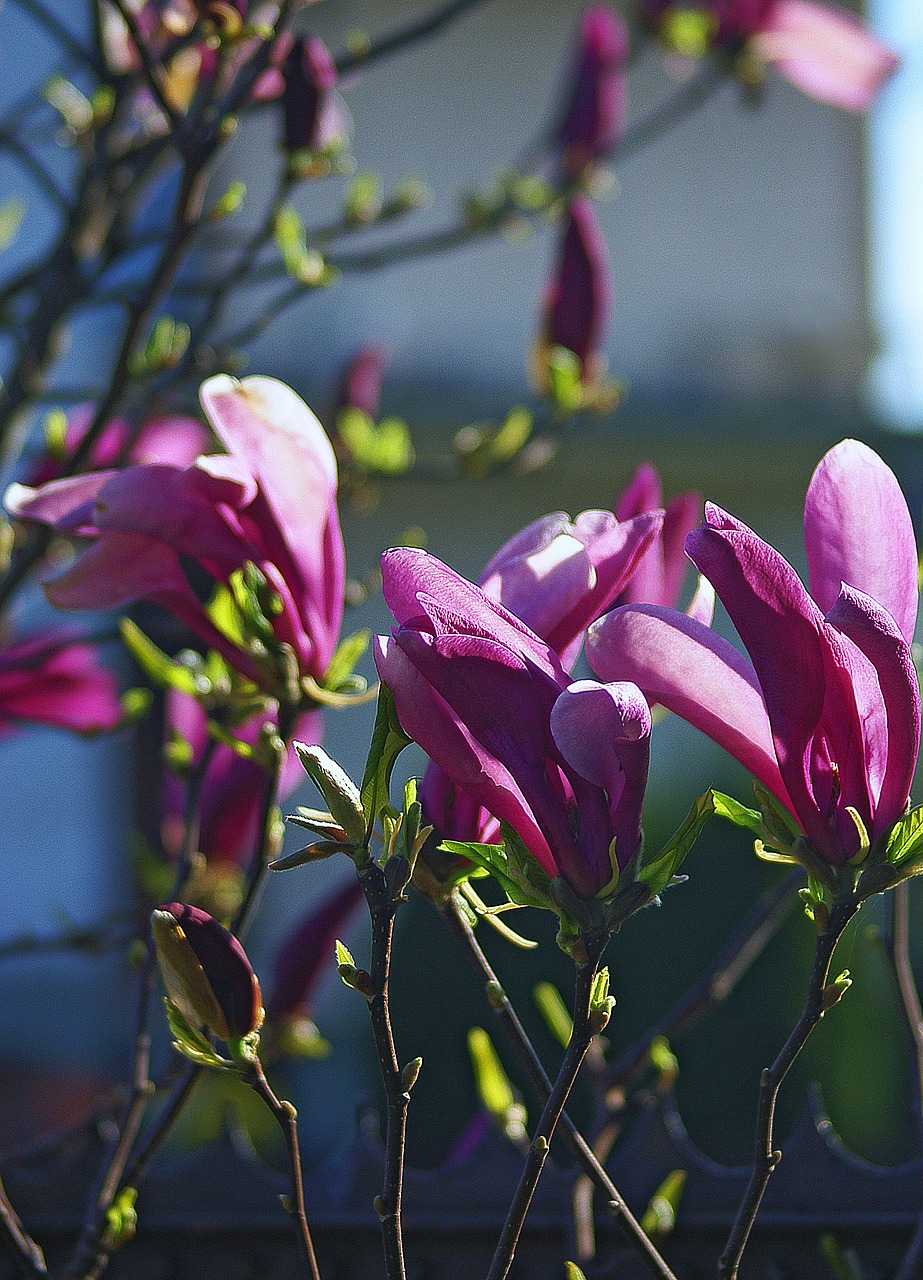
[377,549,652,899]
[26,406,208,488]
[554,7,630,175]
[6,376,345,690]
[588,440,920,864]
[0,629,123,736]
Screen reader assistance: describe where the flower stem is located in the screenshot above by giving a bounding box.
[718,894,858,1280]
[245,1062,321,1280]
[357,858,408,1280]
[444,896,677,1280]
[0,1172,45,1277]
[485,938,604,1280]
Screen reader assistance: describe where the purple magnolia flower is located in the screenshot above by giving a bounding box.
[376,549,652,899]
[0,628,124,736]
[420,505,661,844]
[614,462,711,618]
[554,7,629,176]
[537,198,610,392]
[161,689,321,868]
[264,878,364,1024]
[333,345,387,423]
[280,36,344,154]
[588,440,920,865]
[643,0,898,112]
[6,376,345,689]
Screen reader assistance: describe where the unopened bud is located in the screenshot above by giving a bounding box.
[338,963,375,999]
[295,743,366,845]
[822,970,852,1011]
[402,1057,423,1092]
[589,999,614,1036]
[151,903,262,1042]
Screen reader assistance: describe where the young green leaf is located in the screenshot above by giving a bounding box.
[323,629,370,692]
[360,683,412,828]
[533,982,572,1048]
[640,1169,686,1237]
[639,790,714,896]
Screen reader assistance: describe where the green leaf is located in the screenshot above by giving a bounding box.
[590,967,611,1013]
[440,839,550,913]
[545,345,584,412]
[564,1266,587,1280]
[324,628,370,691]
[120,619,202,694]
[164,998,231,1070]
[360,683,412,828]
[711,791,762,837]
[129,315,190,378]
[467,1026,526,1141]
[208,180,245,221]
[105,1187,138,1247]
[819,1234,865,1280]
[0,197,25,251]
[639,790,714,896]
[640,1169,686,1237]
[334,939,355,968]
[43,407,68,457]
[344,171,382,223]
[337,407,414,475]
[533,982,572,1048]
[885,804,923,869]
[44,75,92,130]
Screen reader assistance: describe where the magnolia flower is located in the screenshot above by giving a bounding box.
[588,440,920,865]
[420,505,661,845]
[264,878,364,1024]
[6,376,345,690]
[0,629,124,736]
[152,902,262,1042]
[536,198,611,396]
[376,549,652,898]
[554,6,630,176]
[643,0,899,112]
[281,37,345,154]
[25,407,209,489]
[161,689,320,867]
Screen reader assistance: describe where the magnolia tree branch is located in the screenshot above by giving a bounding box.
[443,896,678,1280]
[485,938,605,1280]
[334,0,496,75]
[718,894,859,1280]
[356,858,410,1280]
[0,1174,45,1279]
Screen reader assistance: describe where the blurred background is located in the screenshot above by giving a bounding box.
[0,0,921,1177]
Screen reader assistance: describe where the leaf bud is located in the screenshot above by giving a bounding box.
[151,903,263,1042]
[295,742,366,846]
[822,970,852,1011]
[402,1057,423,1092]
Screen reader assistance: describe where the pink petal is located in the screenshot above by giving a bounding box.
[132,414,210,467]
[0,631,123,733]
[754,0,900,112]
[587,602,789,807]
[804,438,918,644]
[5,473,114,533]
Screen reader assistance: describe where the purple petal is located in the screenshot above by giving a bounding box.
[381,548,564,681]
[133,414,210,467]
[550,679,650,866]
[0,631,123,733]
[542,198,610,374]
[615,463,662,521]
[827,584,920,838]
[587,602,790,807]
[374,636,558,878]
[804,438,918,644]
[555,6,629,169]
[5,473,114,533]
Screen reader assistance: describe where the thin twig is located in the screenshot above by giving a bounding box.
[334,0,496,75]
[0,1173,45,1278]
[443,898,677,1280]
[357,858,409,1280]
[245,1063,321,1280]
[0,914,138,961]
[486,938,604,1280]
[106,0,180,128]
[718,894,859,1280]
[7,0,101,73]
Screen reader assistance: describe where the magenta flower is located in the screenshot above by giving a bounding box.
[420,505,661,844]
[537,198,611,395]
[643,0,898,112]
[554,7,629,176]
[588,440,920,865]
[0,628,124,736]
[614,462,710,618]
[6,376,345,690]
[264,878,364,1023]
[26,406,209,488]
[376,549,652,899]
[161,689,321,868]
[280,36,344,154]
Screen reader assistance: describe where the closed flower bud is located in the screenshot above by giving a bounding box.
[295,742,367,846]
[152,903,263,1042]
[555,6,629,176]
[281,36,341,154]
[335,345,387,422]
[536,198,610,396]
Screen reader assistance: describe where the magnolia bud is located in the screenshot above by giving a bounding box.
[295,742,367,846]
[281,37,339,154]
[151,903,262,1042]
